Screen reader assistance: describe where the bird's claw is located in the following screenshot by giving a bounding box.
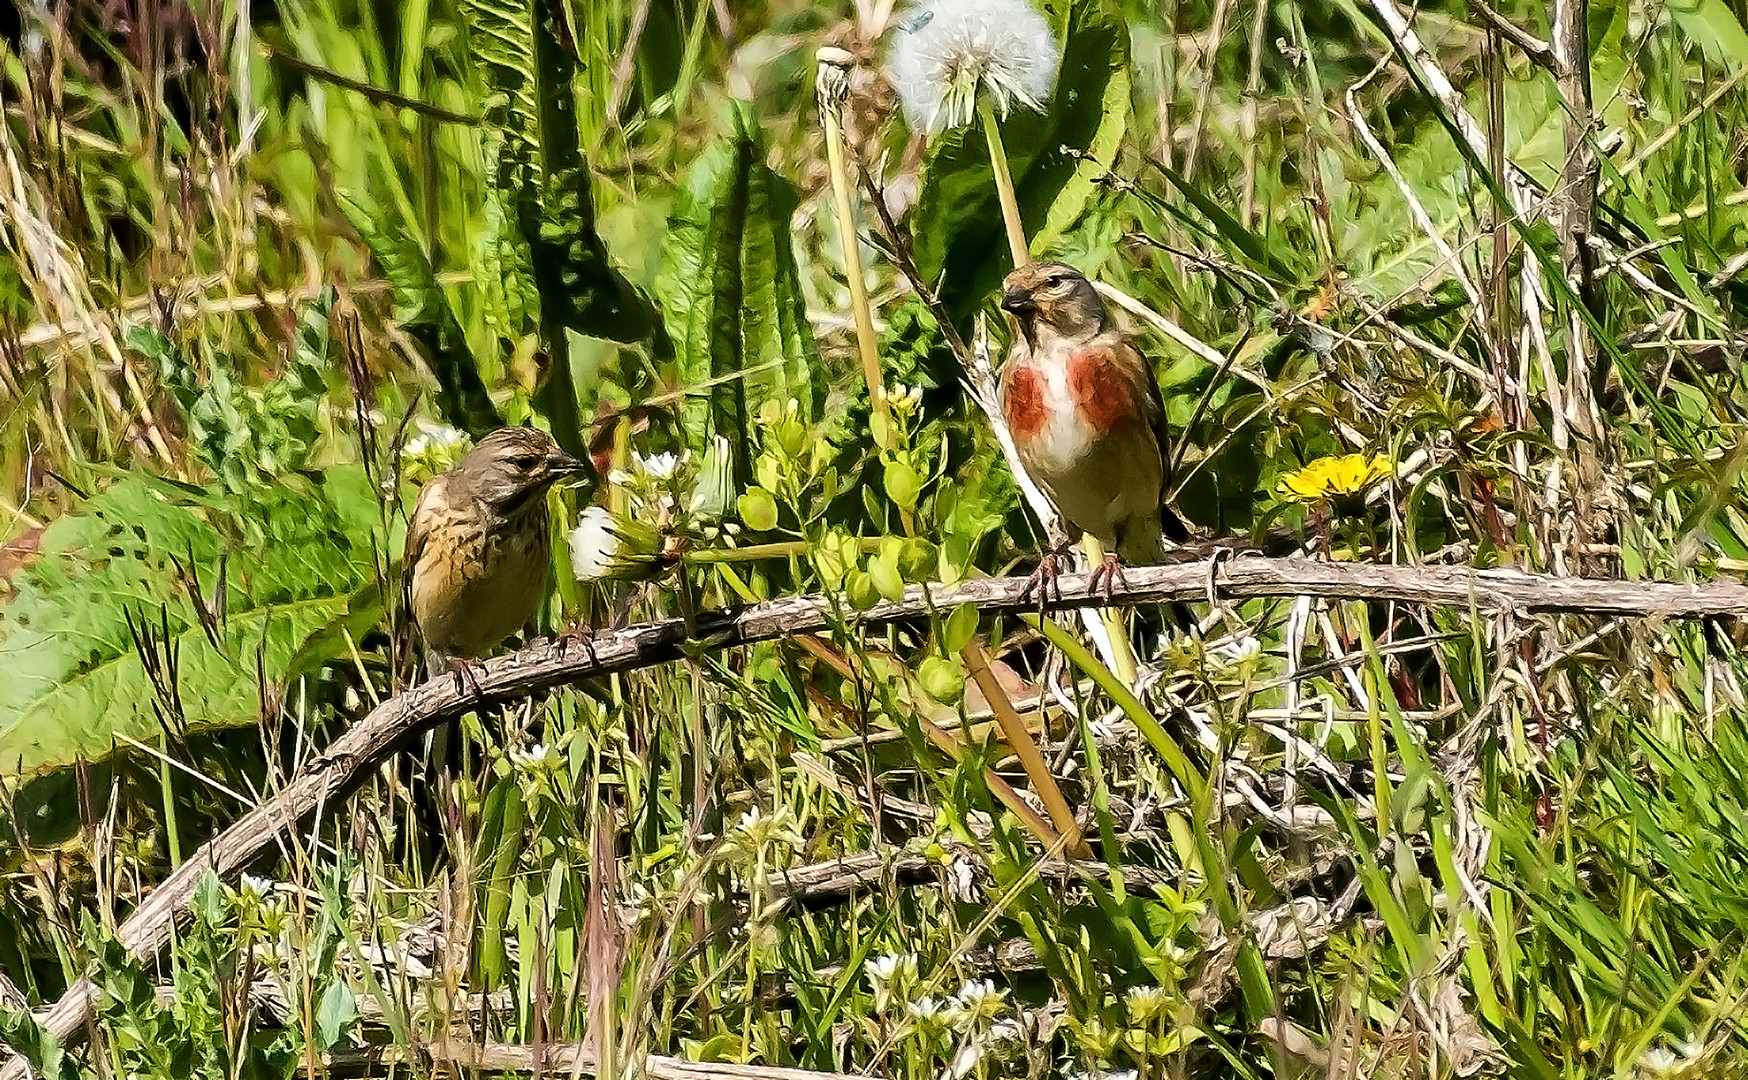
[548,624,599,666]
[1019,550,1064,609]
[1087,554,1128,600]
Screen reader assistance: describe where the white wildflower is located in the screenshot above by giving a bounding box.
[240,874,274,898]
[734,805,806,853]
[867,952,916,984]
[866,952,919,1013]
[402,422,469,459]
[952,977,1007,1025]
[1123,984,1169,1023]
[886,0,1059,132]
[1211,635,1262,665]
[508,741,561,774]
[635,451,684,479]
[908,994,950,1026]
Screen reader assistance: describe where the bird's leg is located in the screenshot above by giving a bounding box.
[448,657,485,698]
[1086,552,1129,601]
[1019,537,1079,609]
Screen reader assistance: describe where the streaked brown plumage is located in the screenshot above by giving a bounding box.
[998,262,1185,596]
[405,427,584,664]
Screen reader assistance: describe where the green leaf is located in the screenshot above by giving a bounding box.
[738,488,780,532]
[129,293,329,492]
[0,470,382,777]
[883,459,922,512]
[0,1007,79,1080]
[460,0,657,344]
[314,982,358,1049]
[867,552,905,603]
[655,101,825,472]
[1665,0,1748,65]
[943,603,980,654]
[338,190,504,435]
[911,0,1133,322]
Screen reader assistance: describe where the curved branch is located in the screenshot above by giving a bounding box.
[8,553,1747,1073]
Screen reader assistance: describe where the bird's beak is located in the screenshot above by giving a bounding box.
[546,450,587,476]
[1000,287,1035,315]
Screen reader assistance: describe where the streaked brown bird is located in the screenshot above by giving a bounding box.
[998,261,1187,598]
[404,427,585,674]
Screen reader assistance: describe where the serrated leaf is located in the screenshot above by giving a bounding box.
[655,102,824,471]
[0,470,381,777]
[0,1007,78,1080]
[460,0,657,345]
[129,293,329,492]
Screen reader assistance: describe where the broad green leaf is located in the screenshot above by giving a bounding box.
[314,982,358,1049]
[655,101,823,471]
[911,0,1133,322]
[0,470,381,777]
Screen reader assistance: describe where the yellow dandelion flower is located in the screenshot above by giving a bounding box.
[1276,454,1394,504]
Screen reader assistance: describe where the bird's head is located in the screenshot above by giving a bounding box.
[1000,262,1110,347]
[451,427,586,513]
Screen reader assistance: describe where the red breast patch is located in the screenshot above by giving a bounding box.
[1004,366,1048,439]
[1067,349,1137,435]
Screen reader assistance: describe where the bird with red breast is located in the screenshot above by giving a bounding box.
[998,261,1188,599]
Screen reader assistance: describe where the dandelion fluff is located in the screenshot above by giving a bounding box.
[886,0,1059,132]
[569,507,623,582]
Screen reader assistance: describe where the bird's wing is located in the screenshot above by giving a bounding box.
[1108,332,1189,542]
[400,478,440,580]
[402,475,449,607]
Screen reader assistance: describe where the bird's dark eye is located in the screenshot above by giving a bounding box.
[1045,274,1066,287]
[512,453,540,469]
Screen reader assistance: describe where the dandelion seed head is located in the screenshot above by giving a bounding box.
[569,507,622,582]
[569,507,664,582]
[886,0,1059,132]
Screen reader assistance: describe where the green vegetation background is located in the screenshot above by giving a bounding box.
[0,0,1746,1074]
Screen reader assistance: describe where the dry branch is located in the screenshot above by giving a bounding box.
[6,554,1747,1075]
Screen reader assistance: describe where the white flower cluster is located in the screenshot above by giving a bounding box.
[880,972,1013,1039]
[398,420,471,479]
[1639,1037,1705,1077]
[886,0,1059,132]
